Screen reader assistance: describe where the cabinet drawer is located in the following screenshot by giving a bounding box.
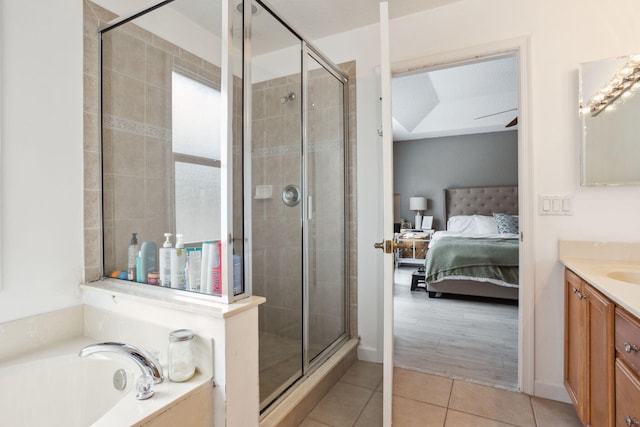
[615,359,640,427]
[615,308,640,374]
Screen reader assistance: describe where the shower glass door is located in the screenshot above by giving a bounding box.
[305,53,347,363]
[250,4,303,410]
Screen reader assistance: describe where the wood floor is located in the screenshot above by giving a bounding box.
[393,266,519,389]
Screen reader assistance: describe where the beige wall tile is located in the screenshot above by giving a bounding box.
[145,85,171,128]
[84,149,101,191]
[102,70,146,122]
[114,175,145,219]
[84,189,101,230]
[146,45,172,90]
[83,112,100,152]
[102,30,146,80]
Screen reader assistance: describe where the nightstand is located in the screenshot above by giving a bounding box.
[394,229,433,267]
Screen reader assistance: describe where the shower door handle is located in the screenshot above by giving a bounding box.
[307,196,313,220]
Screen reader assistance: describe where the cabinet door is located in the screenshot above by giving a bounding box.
[565,269,587,424]
[585,283,615,427]
[615,359,640,427]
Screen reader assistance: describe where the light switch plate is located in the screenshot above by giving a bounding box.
[539,195,572,215]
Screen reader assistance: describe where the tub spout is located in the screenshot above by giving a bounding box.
[79,342,164,384]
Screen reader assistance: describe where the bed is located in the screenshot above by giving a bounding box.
[424,186,520,300]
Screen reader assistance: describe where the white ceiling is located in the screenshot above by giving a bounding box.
[267,0,461,41]
[392,55,519,141]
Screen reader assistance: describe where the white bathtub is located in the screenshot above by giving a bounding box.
[0,353,135,426]
[0,338,211,427]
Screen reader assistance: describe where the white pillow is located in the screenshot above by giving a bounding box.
[447,214,498,234]
[447,215,476,233]
[473,215,499,234]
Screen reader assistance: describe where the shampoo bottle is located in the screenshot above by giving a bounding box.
[159,233,173,287]
[127,232,140,281]
[171,234,187,289]
[140,241,158,284]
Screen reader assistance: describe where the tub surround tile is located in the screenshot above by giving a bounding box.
[0,306,84,363]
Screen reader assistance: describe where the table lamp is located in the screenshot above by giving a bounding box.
[409,196,428,230]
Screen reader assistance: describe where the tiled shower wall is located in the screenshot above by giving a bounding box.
[84,1,242,281]
[83,1,357,337]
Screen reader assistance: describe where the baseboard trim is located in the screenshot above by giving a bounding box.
[357,344,382,363]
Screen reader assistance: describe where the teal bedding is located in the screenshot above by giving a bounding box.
[425,236,519,287]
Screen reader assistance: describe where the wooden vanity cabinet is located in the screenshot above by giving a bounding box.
[564,269,615,427]
[614,308,640,427]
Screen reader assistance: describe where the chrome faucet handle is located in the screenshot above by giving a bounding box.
[79,342,164,384]
[136,372,155,400]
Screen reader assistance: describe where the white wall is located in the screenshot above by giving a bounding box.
[0,0,84,323]
[317,0,640,400]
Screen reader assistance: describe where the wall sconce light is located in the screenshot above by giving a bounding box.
[582,55,640,117]
[409,196,428,229]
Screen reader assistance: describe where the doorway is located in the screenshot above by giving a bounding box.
[391,52,521,390]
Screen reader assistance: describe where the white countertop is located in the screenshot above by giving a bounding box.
[560,257,640,318]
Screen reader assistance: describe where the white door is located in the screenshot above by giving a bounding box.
[379,2,395,426]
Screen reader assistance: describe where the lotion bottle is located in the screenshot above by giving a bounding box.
[171,234,187,289]
[127,232,140,281]
[159,233,173,287]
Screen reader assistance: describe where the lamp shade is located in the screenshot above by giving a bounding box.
[409,196,427,211]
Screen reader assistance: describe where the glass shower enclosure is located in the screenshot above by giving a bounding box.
[247,1,349,410]
[99,0,350,412]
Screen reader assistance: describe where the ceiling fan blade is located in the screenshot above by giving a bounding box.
[506,117,518,127]
[474,108,518,120]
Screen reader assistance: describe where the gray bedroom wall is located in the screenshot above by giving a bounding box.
[393,130,518,230]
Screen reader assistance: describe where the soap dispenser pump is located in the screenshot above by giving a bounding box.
[159,233,173,287]
[171,234,187,289]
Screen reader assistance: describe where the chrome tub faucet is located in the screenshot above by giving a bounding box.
[79,342,164,400]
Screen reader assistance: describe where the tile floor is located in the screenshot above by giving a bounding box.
[299,361,583,427]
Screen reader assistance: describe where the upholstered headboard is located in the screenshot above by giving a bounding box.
[444,186,518,222]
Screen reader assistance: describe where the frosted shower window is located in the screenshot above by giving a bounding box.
[172,71,221,243]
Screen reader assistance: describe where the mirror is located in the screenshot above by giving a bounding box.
[101,0,245,297]
[579,54,640,185]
